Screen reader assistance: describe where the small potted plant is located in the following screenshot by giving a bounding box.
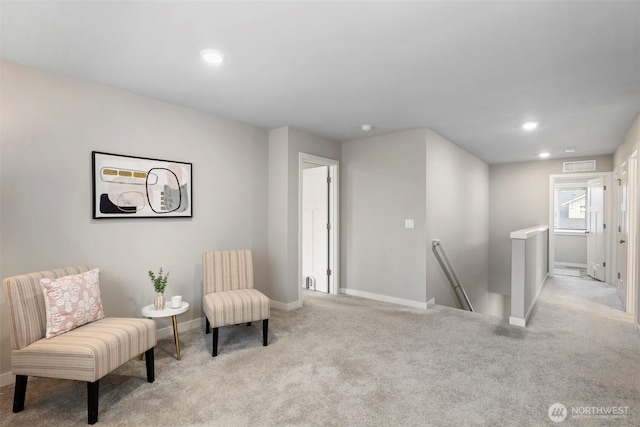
[149,267,169,310]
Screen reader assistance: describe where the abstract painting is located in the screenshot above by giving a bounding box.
[92,151,192,218]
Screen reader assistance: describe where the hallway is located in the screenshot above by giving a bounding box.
[551,269,626,312]
[521,274,638,423]
[533,274,630,325]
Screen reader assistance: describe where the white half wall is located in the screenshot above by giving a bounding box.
[509,226,549,327]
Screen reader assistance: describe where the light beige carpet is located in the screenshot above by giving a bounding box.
[1,275,638,426]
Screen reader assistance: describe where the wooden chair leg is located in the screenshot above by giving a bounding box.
[87,380,99,425]
[13,375,27,413]
[263,319,269,346]
[212,327,219,357]
[145,347,155,383]
[205,317,211,334]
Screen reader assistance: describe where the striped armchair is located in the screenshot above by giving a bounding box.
[202,250,270,357]
[3,266,157,424]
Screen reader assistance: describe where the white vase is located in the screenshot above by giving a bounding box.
[154,293,165,310]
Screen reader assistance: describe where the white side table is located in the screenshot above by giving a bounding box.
[141,302,189,360]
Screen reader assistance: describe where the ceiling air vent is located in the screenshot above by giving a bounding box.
[563,160,596,173]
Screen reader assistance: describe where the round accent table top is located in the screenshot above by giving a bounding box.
[141,302,189,318]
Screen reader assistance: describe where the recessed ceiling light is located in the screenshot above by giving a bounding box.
[565,147,576,153]
[523,122,538,130]
[200,49,225,65]
[361,124,373,132]
[539,152,550,158]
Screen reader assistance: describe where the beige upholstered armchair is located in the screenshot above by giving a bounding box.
[3,266,157,424]
[202,250,270,357]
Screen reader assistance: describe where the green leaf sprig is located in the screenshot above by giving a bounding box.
[148,267,169,293]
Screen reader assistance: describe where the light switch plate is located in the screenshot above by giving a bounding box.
[405,219,414,229]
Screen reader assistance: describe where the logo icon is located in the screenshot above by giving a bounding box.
[548,403,568,423]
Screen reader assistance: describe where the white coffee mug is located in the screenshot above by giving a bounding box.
[171,295,182,308]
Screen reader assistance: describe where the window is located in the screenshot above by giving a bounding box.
[554,184,587,231]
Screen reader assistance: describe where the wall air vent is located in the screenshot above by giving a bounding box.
[563,160,596,173]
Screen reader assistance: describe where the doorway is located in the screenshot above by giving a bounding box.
[549,172,613,283]
[298,153,339,303]
[552,179,589,276]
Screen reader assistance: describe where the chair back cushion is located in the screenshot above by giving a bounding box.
[3,266,89,350]
[203,250,254,294]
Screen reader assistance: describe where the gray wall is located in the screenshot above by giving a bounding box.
[489,155,614,295]
[554,234,587,266]
[425,129,501,316]
[268,126,341,306]
[341,129,427,303]
[341,128,500,316]
[614,114,640,168]
[0,61,269,378]
[267,127,289,304]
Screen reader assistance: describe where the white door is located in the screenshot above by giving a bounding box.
[302,166,329,292]
[617,168,628,305]
[587,177,606,281]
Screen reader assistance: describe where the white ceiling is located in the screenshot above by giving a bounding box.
[2,1,639,164]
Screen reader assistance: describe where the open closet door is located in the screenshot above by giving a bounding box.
[302,165,329,293]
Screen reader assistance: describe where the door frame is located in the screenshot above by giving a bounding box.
[627,151,640,332]
[298,153,340,304]
[627,150,639,321]
[616,161,630,310]
[548,172,613,283]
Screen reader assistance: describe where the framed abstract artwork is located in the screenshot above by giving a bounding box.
[92,151,192,219]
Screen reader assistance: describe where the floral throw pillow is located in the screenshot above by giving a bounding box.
[40,268,105,338]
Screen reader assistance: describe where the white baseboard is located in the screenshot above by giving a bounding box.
[554,262,587,269]
[155,316,204,340]
[527,273,548,320]
[426,298,436,309]
[270,299,303,311]
[509,316,527,327]
[1,371,14,387]
[339,288,428,310]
